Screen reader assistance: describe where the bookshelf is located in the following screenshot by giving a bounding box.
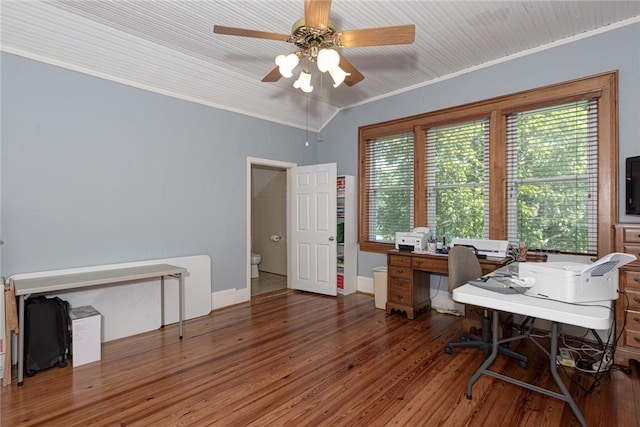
[337,176,357,294]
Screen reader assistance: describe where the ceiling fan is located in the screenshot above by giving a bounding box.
[213,0,415,93]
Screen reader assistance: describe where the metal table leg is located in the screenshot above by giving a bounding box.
[179,272,184,339]
[549,322,587,427]
[160,275,165,327]
[465,312,587,427]
[466,310,500,398]
[165,273,184,339]
[17,295,25,386]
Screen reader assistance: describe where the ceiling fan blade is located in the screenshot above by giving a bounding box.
[213,25,291,42]
[262,66,283,83]
[338,54,364,87]
[338,25,415,48]
[304,0,332,30]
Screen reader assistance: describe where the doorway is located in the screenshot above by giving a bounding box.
[246,157,295,298]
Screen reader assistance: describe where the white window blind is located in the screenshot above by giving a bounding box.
[364,132,414,243]
[506,99,598,254]
[425,119,489,241]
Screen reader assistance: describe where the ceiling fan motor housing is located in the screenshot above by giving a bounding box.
[291,18,341,53]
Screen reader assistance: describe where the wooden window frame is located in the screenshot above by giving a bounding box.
[358,71,618,255]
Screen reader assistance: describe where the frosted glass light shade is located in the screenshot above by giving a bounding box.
[317,48,340,73]
[275,53,299,78]
[329,65,350,88]
[293,70,313,93]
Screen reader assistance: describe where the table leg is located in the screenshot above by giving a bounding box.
[179,272,184,339]
[466,310,500,398]
[464,314,587,427]
[160,276,165,327]
[17,296,25,386]
[549,322,586,427]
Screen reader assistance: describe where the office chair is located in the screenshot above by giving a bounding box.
[444,245,528,368]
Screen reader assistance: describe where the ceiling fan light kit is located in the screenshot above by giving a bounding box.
[275,46,349,92]
[213,0,415,93]
[287,48,349,92]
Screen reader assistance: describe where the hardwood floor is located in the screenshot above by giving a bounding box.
[2,291,639,426]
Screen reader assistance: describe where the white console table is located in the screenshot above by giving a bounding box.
[12,263,187,386]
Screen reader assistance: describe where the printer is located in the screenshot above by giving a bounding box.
[395,227,430,252]
[518,252,636,303]
[450,238,509,259]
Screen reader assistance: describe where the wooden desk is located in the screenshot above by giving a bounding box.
[386,250,506,319]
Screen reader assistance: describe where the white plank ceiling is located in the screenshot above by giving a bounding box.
[2,1,639,131]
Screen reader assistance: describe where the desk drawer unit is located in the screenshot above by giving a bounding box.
[622,272,640,349]
[388,265,411,304]
[614,223,640,366]
[386,252,430,319]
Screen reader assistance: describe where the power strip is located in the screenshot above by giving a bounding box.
[556,348,576,367]
[592,351,613,372]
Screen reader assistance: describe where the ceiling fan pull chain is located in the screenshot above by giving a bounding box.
[305,94,310,147]
[318,73,324,142]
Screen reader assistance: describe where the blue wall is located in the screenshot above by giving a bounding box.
[318,23,640,276]
[2,23,639,289]
[1,53,316,291]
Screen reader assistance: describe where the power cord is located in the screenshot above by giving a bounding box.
[431,275,442,300]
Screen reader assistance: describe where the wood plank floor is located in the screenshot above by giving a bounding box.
[2,290,639,426]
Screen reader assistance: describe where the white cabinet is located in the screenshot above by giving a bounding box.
[337,176,357,295]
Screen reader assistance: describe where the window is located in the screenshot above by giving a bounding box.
[426,119,489,242]
[506,100,598,253]
[362,132,414,243]
[359,72,617,256]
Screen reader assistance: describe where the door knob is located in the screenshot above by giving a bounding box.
[329,236,335,241]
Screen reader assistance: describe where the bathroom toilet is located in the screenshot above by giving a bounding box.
[251,253,262,279]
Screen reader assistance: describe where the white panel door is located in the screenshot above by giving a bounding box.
[288,163,337,296]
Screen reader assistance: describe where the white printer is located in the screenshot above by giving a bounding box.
[395,227,430,252]
[518,252,636,303]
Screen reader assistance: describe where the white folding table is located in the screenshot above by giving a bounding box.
[11,263,187,386]
[453,283,612,427]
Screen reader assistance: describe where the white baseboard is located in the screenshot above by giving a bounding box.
[357,275,374,294]
[212,288,249,310]
[211,276,375,312]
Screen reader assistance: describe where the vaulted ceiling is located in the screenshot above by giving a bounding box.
[2,1,639,131]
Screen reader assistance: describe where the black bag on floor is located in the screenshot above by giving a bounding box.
[24,296,71,376]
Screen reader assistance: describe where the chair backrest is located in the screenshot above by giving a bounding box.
[448,245,483,293]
